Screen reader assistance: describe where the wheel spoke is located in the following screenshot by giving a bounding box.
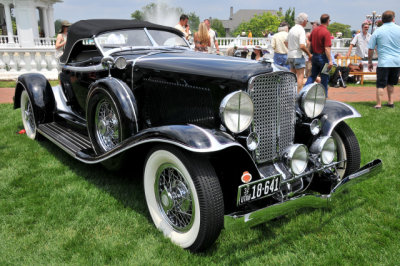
[156,165,194,232]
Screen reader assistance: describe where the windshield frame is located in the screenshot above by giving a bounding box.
[94,27,189,57]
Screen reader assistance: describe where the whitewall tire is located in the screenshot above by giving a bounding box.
[144,145,224,252]
[20,90,38,140]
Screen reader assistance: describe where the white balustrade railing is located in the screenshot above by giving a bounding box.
[217,37,271,49]
[0,48,58,80]
[0,35,20,47]
[34,38,57,47]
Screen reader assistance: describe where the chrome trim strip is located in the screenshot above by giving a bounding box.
[113,79,139,132]
[37,127,77,158]
[224,159,382,230]
[63,64,104,73]
[38,125,244,164]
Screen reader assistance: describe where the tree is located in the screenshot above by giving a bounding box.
[54,19,62,35]
[284,7,295,27]
[211,19,226,37]
[233,12,281,37]
[131,10,143,21]
[188,12,200,32]
[328,22,352,38]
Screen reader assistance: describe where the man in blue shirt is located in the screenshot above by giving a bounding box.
[368,10,400,109]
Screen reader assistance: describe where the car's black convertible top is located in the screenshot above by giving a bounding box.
[60,19,184,63]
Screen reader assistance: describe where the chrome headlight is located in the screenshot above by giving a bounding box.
[299,83,326,118]
[114,56,127,69]
[310,136,337,165]
[283,144,309,175]
[220,91,254,133]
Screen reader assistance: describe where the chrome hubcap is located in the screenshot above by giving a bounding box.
[95,99,120,151]
[155,164,194,232]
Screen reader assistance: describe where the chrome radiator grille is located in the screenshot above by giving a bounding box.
[248,72,296,163]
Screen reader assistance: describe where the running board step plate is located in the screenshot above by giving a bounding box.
[38,122,94,157]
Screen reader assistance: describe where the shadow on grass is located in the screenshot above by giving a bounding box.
[38,139,149,218]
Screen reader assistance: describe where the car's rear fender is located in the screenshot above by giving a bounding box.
[320,100,361,136]
[14,73,55,124]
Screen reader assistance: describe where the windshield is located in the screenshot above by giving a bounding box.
[95,28,188,52]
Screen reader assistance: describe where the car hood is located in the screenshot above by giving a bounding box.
[125,50,274,83]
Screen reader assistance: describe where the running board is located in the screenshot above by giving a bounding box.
[38,122,94,158]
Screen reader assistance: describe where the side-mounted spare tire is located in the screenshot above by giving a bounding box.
[86,81,138,155]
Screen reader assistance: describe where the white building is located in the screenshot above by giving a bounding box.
[0,0,61,79]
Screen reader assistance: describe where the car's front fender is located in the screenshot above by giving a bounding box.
[320,100,361,136]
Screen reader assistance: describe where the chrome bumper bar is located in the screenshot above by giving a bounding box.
[224,159,382,230]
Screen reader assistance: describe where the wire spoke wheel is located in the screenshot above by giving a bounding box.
[94,98,120,151]
[331,121,361,179]
[156,164,194,232]
[20,90,37,139]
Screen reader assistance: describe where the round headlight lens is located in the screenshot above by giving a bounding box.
[310,136,337,165]
[299,83,326,118]
[283,144,309,175]
[321,137,336,165]
[220,91,254,133]
[114,56,127,69]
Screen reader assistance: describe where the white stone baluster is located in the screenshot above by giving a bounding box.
[9,53,17,72]
[0,55,6,72]
[24,52,31,71]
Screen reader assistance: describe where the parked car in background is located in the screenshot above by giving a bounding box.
[14,19,381,252]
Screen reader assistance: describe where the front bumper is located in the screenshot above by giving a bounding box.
[224,159,382,230]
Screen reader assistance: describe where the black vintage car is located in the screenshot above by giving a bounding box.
[14,19,381,252]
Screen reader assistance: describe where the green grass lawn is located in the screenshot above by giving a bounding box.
[1,102,399,264]
[0,80,59,88]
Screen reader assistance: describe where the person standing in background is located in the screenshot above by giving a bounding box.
[305,14,333,97]
[204,19,220,54]
[287,13,312,92]
[271,22,289,69]
[55,20,71,60]
[175,14,191,40]
[368,10,400,109]
[194,22,210,52]
[347,23,371,59]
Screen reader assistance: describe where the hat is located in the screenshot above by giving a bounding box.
[254,45,262,50]
[311,20,320,26]
[279,21,289,27]
[61,20,72,27]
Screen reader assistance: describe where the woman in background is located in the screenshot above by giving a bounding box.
[194,22,210,52]
[55,20,71,59]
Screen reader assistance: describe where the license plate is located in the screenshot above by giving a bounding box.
[237,175,281,205]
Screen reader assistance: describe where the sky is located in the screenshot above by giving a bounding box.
[53,0,400,31]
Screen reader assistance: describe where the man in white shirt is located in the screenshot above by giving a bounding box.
[271,22,289,69]
[346,23,371,59]
[286,13,312,92]
[204,19,220,54]
[175,14,191,40]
